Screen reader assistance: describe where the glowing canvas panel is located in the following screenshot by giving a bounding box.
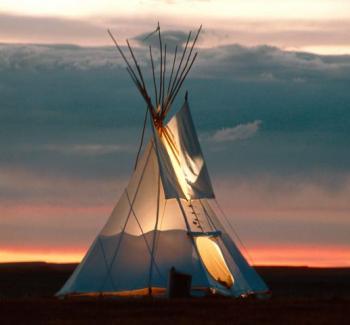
[158,101,215,200]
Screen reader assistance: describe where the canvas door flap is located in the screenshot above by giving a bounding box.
[155,101,215,200]
[195,236,234,289]
[153,123,187,199]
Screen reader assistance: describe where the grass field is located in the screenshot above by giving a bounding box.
[0,263,349,324]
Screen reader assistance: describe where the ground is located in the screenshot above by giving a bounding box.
[0,263,349,324]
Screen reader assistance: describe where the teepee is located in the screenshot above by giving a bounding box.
[57,25,269,298]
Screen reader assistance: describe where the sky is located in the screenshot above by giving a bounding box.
[1,1,350,267]
[2,0,350,53]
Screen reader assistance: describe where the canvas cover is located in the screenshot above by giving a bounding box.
[57,100,268,297]
[58,141,211,296]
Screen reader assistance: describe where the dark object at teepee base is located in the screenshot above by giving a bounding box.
[167,267,192,298]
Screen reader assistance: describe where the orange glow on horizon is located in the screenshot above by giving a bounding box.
[248,245,350,267]
[1,245,349,267]
[0,248,84,264]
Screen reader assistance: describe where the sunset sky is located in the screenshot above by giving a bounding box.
[1,1,350,266]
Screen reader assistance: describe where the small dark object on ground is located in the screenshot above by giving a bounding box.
[167,267,192,298]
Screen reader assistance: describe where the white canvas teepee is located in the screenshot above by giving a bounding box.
[57,25,269,298]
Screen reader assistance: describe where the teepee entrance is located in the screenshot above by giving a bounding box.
[56,24,269,298]
[195,236,234,289]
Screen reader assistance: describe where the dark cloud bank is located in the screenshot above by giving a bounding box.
[1,42,350,250]
[1,42,349,179]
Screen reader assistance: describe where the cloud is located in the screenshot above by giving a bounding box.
[2,42,350,84]
[215,178,350,244]
[1,43,350,180]
[209,120,262,142]
[0,13,105,45]
[0,166,126,205]
[0,43,126,71]
[134,30,193,50]
[198,19,350,50]
[38,144,134,155]
[1,12,350,54]
[0,13,158,46]
[195,44,350,82]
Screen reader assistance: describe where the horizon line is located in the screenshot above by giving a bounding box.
[1,260,349,269]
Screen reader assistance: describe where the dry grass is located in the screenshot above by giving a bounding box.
[0,263,349,324]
